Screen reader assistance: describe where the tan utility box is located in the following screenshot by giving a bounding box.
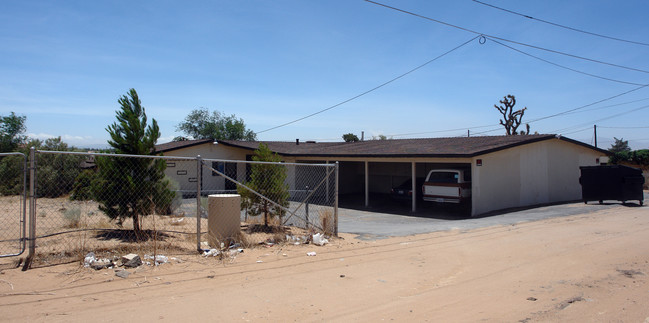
[207,194,241,247]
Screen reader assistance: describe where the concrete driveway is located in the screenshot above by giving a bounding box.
[337,197,646,240]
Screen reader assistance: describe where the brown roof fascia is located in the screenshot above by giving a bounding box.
[156,139,213,153]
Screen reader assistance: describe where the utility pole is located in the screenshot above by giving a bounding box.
[467,129,470,137]
[594,125,597,148]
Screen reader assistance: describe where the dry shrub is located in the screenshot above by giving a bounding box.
[271,232,287,244]
[63,207,82,228]
[233,230,253,248]
[319,209,335,236]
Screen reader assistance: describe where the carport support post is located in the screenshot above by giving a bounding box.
[364,161,369,207]
[411,161,416,212]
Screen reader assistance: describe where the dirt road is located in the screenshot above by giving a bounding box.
[0,205,648,322]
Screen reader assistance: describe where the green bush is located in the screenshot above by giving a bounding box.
[153,177,181,215]
[70,169,96,201]
[0,155,24,196]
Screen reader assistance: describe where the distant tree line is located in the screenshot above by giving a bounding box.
[175,108,256,141]
[0,112,86,197]
[608,137,649,166]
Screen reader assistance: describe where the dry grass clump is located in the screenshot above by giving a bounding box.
[319,209,335,236]
[62,207,82,228]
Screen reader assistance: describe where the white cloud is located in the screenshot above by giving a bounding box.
[28,133,93,141]
[27,133,104,147]
[27,132,58,140]
[157,135,176,144]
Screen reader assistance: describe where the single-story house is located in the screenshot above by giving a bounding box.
[156,134,609,217]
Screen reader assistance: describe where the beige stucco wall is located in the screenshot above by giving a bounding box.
[471,138,603,216]
[161,142,252,194]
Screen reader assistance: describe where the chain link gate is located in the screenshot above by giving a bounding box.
[0,153,27,258]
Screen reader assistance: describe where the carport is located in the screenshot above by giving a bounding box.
[336,159,472,213]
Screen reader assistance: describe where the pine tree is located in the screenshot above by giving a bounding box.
[238,143,289,227]
[92,89,173,240]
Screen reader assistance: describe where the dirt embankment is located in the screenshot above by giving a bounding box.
[0,205,648,322]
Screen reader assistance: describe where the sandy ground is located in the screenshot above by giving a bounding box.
[0,205,648,322]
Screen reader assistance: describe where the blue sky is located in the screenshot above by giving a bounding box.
[2,0,648,150]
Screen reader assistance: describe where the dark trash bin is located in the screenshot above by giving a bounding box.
[579,165,645,205]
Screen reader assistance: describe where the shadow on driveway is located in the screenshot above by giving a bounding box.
[337,193,645,240]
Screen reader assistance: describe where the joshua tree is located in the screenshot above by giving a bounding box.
[494,95,530,135]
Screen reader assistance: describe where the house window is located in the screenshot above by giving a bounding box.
[176,170,187,175]
[166,162,176,167]
[212,161,225,176]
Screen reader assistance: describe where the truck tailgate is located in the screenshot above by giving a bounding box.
[423,185,458,197]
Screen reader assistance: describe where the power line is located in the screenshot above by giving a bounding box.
[488,38,646,86]
[551,104,649,134]
[471,0,649,47]
[559,97,649,116]
[470,127,504,136]
[363,0,649,75]
[526,84,649,124]
[256,35,480,134]
[387,124,496,138]
[598,125,649,129]
[561,126,594,135]
[406,88,649,138]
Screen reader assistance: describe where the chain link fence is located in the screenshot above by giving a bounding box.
[0,153,27,258]
[0,149,337,268]
[201,158,337,249]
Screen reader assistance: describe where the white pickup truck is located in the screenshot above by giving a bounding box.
[421,169,471,204]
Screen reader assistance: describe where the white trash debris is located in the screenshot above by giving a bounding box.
[203,249,221,257]
[83,252,113,270]
[312,233,329,246]
[306,251,317,256]
[286,235,310,245]
[84,252,96,268]
[144,254,169,265]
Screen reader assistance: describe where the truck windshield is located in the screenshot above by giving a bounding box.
[427,172,458,183]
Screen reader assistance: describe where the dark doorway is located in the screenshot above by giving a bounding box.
[225,162,237,190]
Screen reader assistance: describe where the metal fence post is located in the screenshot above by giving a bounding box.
[305,186,310,228]
[196,155,202,252]
[334,161,339,236]
[21,153,28,256]
[23,147,37,270]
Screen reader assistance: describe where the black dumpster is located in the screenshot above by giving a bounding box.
[579,165,645,205]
